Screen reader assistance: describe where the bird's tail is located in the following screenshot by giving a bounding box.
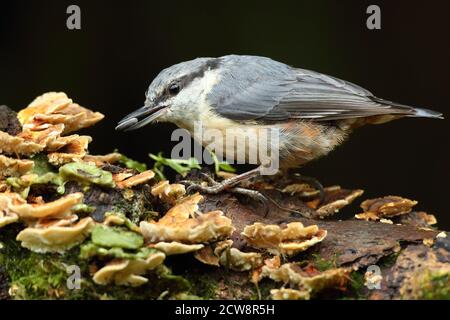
[409,107,444,119]
[371,97,444,119]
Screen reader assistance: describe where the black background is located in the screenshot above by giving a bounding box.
[0,0,449,228]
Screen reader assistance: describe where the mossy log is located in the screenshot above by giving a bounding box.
[0,104,448,300]
[1,176,448,300]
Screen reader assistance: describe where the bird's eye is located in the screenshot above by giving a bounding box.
[168,83,180,95]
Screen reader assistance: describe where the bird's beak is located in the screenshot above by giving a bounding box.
[115,104,167,131]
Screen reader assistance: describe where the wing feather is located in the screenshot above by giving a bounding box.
[208,55,415,122]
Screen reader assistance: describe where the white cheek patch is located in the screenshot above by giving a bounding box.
[175,70,220,108]
[170,69,222,125]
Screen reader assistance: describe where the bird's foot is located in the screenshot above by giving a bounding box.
[181,170,271,216]
[182,167,262,193]
[182,172,236,194]
[292,173,326,205]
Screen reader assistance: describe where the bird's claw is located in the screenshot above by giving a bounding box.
[292,173,326,205]
[185,183,224,195]
[181,176,270,216]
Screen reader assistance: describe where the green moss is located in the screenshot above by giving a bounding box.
[113,193,156,224]
[311,253,338,271]
[422,273,449,299]
[343,271,368,300]
[378,251,400,268]
[0,225,192,300]
[413,271,450,300]
[183,272,218,300]
[0,225,90,299]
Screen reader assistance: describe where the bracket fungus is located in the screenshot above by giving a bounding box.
[280,183,364,218]
[355,196,418,221]
[260,263,349,300]
[0,192,25,228]
[242,221,327,256]
[0,130,44,156]
[47,135,92,165]
[281,183,320,198]
[193,240,264,271]
[0,155,34,178]
[150,180,186,204]
[92,251,166,287]
[114,170,155,189]
[214,240,264,271]
[18,92,104,134]
[9,192,84,219]
[83,152,122,166]
[16,217,95,253]
[312,186,364,218]
[140,194,235,244]
[1,92,100,167]
[270,288,310,300]
[152,241,204,256]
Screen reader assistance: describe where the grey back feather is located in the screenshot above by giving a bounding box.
[207,55,433,122]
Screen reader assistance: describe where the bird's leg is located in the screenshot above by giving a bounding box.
[181,166,274,215]
[183,166,262,194]
[181,167,321,218]
[228,187,271,217]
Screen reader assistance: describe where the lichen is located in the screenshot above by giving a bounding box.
[59,162,115,188]
[90,225,143,250]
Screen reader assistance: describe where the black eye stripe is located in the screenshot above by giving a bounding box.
[151,58,221,104]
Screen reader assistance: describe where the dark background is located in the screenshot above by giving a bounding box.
[0,1,449,227]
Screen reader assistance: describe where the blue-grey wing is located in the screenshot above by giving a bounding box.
[207,55,414,122]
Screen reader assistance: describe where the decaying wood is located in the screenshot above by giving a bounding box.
[201,192,436,267]
[0,105,22,136]
[369,238,450,299]
[195,183,446,299]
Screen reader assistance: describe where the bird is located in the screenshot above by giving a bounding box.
[116,55,443,212]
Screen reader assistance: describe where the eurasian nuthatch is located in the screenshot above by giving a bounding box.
[116,55,443,204]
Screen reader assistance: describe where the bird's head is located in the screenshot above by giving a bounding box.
[116,57,220,131]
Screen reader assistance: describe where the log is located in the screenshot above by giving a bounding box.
[0,104,448,300]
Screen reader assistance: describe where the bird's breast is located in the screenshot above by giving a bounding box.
[181,116,347,168]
